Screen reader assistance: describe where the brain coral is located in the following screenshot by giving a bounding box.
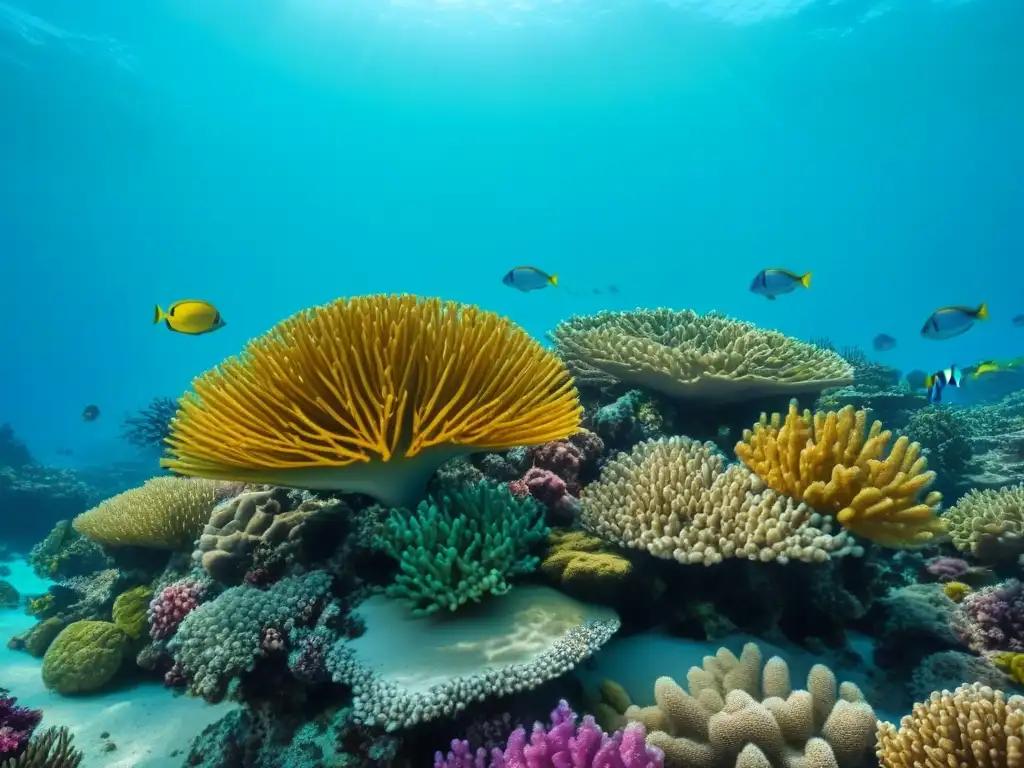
[72,477,221,549]
[580,437,858,565]
[876,682,1022,768]
[162,295,582,508]
[549,309,852,402]
[945,484,1024,563]
[41,620,127,694]
[735,401,946,548]
[613,642,878,768]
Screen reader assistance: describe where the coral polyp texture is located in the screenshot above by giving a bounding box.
[549,309,852,402]
[580,437,858,565]
[876,683,1023,768]
[72,477,221,550]
[161,294,582,508]
[945,483,1024,563]
[607,642,877,768]
[952,579,1024,654]
[735,401,946,548]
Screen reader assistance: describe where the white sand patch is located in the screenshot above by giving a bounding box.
[0,559,234,768]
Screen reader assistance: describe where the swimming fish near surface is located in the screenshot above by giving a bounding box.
[1013,315,1024,328]
[920,303,988,340]
[873,333,897,352]
[155,300,227,335]
[82,405,100,421]
[925,365,963,404]
[749,269,812,300]
[502,267,558,292]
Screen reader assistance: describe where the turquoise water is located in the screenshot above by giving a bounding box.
[2,0,1022,460]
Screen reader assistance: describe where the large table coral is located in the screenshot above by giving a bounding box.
[580,436,858,565]
[735,401,946,548]
[161,294,582,508]
[549,309,852,403]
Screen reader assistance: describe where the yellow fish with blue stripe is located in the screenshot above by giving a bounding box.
[154,300,227,335]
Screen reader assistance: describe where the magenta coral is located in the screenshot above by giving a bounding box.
[434,700,663,768]
[148,580,206,641]
[953,578,1024,653]
[924,556,970,582]
[0,691,42,758]
[526,441,583,496]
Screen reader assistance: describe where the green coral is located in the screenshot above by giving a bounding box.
[41,620,128,694]
[0,579,18,608]
[112,586,153,640]
[26,594,54,619]
[377,481,549,615]
[16,617,66,657]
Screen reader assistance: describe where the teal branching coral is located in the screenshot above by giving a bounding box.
[376,481,549,615]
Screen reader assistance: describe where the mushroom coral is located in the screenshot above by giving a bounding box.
[161,295,582,508]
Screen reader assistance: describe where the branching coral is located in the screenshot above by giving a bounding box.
[161,295,582,508]
[581,437,858,565]
[549,309,852,402]
[876,683,1023,767]
[377,481,548,615]
[0,726,83,768]
[120,397,178,450]
[735,401,946,548]
[945,484,1024,563]
[72,477,221,549]
[608,642,877,768]
[0,691,41,759]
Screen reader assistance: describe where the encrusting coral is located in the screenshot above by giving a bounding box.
[992,652,1024,685]
[945,483,1024,563]
[549,309,853,401]
[581,437,859,565]
[539,530,633,601]
[605,642,877,768]
[876,682,1023,768]
[72,477,221,549]
[161,294,582,508]
[376,481,548,615]
[735,401,946,548]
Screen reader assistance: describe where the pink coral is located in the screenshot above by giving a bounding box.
[526,441,582,496]
[148,580,206,641]
[435,700,663,768]
[0,692,41,758]
[953,578,1024,653]
[925,556,970,582]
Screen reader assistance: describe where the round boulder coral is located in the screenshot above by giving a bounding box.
[112,586,154,640]
[42,620,127,694]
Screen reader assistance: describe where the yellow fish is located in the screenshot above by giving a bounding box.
[154,300,227,335]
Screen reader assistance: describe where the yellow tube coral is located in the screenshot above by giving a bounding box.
[161,295,582,508]
[735,401,946,548]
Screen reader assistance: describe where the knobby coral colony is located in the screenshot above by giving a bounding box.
[20,298,1024,767]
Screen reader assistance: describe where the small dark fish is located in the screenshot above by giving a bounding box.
[608,285,620,294]
[82,405,100,422]
[749,268,812,300]
[56,448,74,456]
[925,365,963,404]
[873,334,897,352]
[592,288,602,295]
[921,303,988,340]
[502,266,558,292]
[1013,315,1024,328]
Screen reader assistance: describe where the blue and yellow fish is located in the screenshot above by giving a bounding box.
[925,365,963,403]
[921,303,988,340]
[154,300,227,335]
[749,269,812,300]
[502,267,558,293]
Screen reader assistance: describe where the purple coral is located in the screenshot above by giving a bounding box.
[953,579,1024,653]
[925,556,970,582]
[526,441,584,496]
[434,700,663,768]
[0,692,42,758]
[148,580,206,640]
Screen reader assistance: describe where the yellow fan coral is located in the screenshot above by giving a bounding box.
[877,683,1023,768]
[73,477,221,549]
[735,401,946,548]
[945,484,1024,563]
[549,309,853,402]
[161,295,582,508]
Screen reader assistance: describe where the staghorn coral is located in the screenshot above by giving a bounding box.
[549,309,852,403]
[945,484,1024,564]
[735,401,946,548]
[377,481,548,615]
[0,726,83,768]
[72,477,221,550]
[608,642,877,768]
[876,683,1023,767]
[581,437,858,566]
[161,295,582,508]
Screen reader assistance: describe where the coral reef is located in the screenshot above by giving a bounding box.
[992,652,1024,685]
[539,530,633,603]
[876,683,1022,767]
[550,309,852,402]
[909,651,1011,701]
[161,294,582,508]
[945,484,1024,564]
[902,406,974,499]
[736,401,946,547]
[111,586,154,640]
[147,579,206,641]
[72,477,222,549]
[27,521,109,582]
[581,437,858,565]
[376,481,548,615]
[0,581,17,609]
[41,620,128,694]
[603,642,877,768]
[0,726,83,768]
[0,690,41,759]
[434,699,664,768]
[953,579,1024,654]
[120,396,178,450]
